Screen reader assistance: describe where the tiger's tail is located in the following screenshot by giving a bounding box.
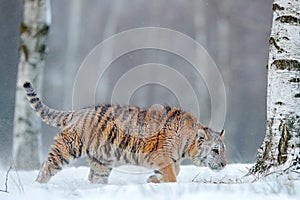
[23,81,73,127]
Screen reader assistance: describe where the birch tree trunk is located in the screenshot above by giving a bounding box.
[250,0,300,175]
[13,0,51,170]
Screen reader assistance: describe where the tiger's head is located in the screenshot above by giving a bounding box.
[191,127,226,171]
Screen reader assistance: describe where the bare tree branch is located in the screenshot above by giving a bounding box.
[0,166,12,193]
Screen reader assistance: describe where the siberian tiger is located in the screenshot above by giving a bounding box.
[23,81,226,184]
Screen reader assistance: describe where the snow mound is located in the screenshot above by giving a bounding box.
[0,164,299,200]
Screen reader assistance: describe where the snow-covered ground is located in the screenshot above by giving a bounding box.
[0,164,299,200]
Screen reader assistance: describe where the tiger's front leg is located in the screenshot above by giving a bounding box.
[88,158,112,184]
[147,163,178,183]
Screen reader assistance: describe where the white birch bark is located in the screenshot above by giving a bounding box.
[13,0,51,170]
[251,0,300,175]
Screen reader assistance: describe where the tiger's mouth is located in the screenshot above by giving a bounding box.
[194,155,226,171]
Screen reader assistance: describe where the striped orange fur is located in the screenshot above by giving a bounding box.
[23,81,226,184]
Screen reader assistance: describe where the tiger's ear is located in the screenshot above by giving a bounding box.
[220,129,225,137]
[198,129,210,141]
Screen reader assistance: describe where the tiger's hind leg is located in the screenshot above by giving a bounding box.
[36,127,83,183]
[88,158,112,184]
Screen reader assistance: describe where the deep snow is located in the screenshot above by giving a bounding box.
[0,164,299,200]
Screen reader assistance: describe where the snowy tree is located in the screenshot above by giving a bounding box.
[12,0,51,170]
[250,0,300,175]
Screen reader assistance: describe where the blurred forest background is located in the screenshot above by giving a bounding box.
[0,0,273,167]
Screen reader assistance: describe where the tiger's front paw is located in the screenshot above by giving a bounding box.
[147,175,160,183]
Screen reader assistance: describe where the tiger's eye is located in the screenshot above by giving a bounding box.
[212,149,219,155]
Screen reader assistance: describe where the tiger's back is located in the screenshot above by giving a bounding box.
[24,81,226,184]
[74,104,197,168]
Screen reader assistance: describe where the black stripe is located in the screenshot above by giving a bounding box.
[69,149,77,159]
[97,104,110,124]
[71,111,82,131]
[137,110,147,137]
[41,107,49,120]
[49,155,61,170]
[123,134,131,149]
[123,152,130,163]
[115,149,121,160]
[86,149,91,158]
[127,109,137,132]
[61,155,70,165]
[88,108,97,131]
[153,132,162,151]
[113,104,123,119]
[108,124,118,144]
[118,134,128,149]
[86,105,109,152]
[163,109,180,129]
[148,129,165,154]
[51,150,68,165]
[34,102,43,112]
[100,111,113,132]
[181,138,190,158]
[100,104,111,118]
[88,107,103,153]
[68,112,74,123]
[121,109,130,124]
[85,133,96,155]
[80,110,91,138]
[92,158,105,165]
[47,110,54,121]
[149,109,160,134]
[30,97,39,104]
[104,144,111,158]
[137,110,147,130]
[95,111,113,152]
[130,139,137,153]
[78,140,83,158]
[93,174,109,178]
[87,106,102,143]
[50,111,58,124]
[118,136,126,149]
[114,109,125,133]
[55,112,64,127]
[62,113,70,126]
[147,107,169,136]
[97,106,112,147]
[49,152,56,158]
[23,82,32,89]
[168,109,180,122]
[135,138,145,154]
[130,138,142,153]
[27,92,36,97]
[132,153,139,165]
[64,138,77,159]
[164,105,172,117]
[47,163,53,176]
[145,109,152,134]
[162,106,173,121]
